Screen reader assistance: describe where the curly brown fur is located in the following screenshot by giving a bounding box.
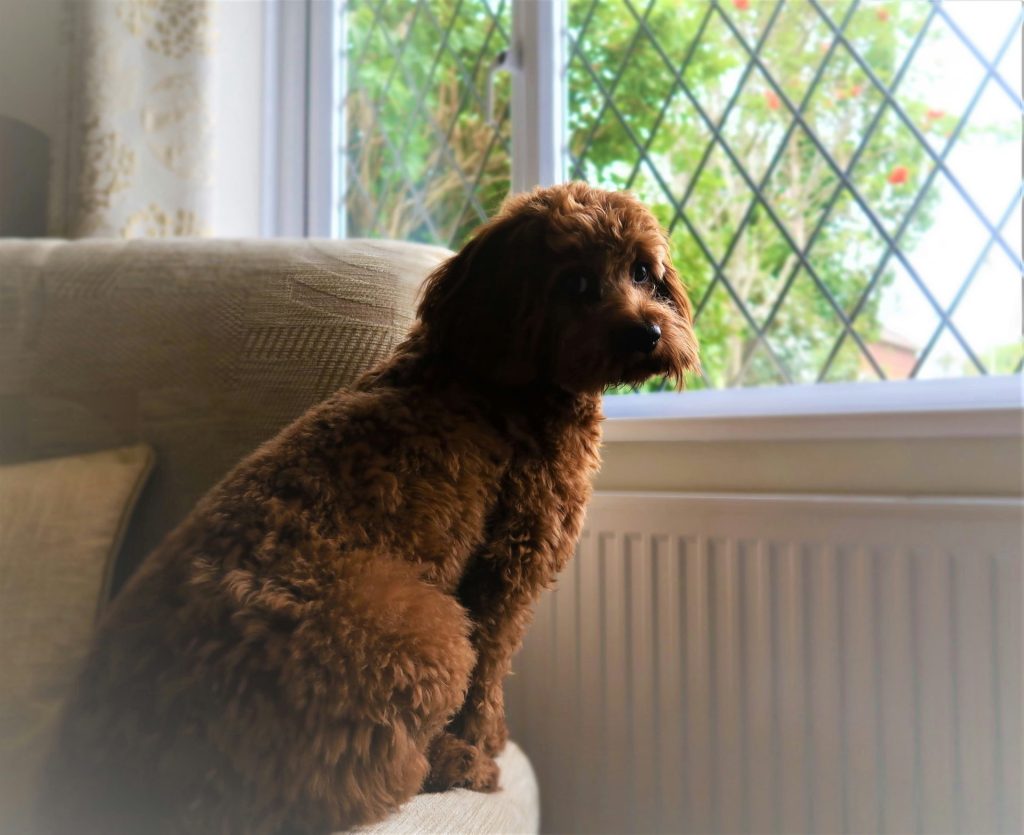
[40,182,698,835]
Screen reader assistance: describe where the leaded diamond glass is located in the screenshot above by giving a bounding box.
[340,0,1022,389]
[568,0,1023,389]
[342,0,511,248]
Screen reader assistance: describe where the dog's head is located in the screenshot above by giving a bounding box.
[417,182,699,394]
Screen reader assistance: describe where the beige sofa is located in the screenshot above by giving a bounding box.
[0,238,539,834]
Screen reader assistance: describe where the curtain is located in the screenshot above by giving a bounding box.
[50,0,213,238]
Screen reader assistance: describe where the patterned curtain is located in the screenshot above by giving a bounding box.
[50,0,213,238]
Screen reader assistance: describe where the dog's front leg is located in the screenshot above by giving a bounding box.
[452,554,539,757]
[453,491,578,758]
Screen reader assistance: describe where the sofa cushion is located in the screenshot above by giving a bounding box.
[350,742,539,835]
[0,238,450,594]
[0,443,154,834]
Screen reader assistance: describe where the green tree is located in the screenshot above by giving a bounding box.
[343,0,968,389]
[344,0,512,245]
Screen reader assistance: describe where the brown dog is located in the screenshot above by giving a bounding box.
[42,182,698,834]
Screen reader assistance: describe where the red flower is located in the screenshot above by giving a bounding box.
[926,108,945,120]
[733,0,750,10]
[764,90,781,111]
[849,84,863,97]
[887,165,909,185]
[876,8,891,21]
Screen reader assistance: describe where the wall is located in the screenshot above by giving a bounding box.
[598,436,1024,496]
[0,0,67,144]
[595,377,1024,497]
[0,0,68,233]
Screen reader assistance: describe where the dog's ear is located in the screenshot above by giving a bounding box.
[660,257,700,390]
[417,213,546,385]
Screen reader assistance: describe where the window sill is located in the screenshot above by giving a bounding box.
[601,375,1024,442]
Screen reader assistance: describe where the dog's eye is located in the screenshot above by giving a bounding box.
[632,263,651,285]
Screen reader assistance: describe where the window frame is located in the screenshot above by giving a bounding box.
[261,0,343,237]
[508,0,567,192]
[263,0,1022,426]
[602,374,1023,442]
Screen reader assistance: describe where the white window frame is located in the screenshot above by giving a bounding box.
[508,0,567,192]
[262,0,343,238]
[602,374,1023,442]
[262,0,566,236]
[261,0,1022,436]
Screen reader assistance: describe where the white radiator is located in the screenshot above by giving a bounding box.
[506,492,1022,834]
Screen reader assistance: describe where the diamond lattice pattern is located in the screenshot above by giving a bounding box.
[343,0,511,248]
[568,0,1024,389]
[342,0,1022,390]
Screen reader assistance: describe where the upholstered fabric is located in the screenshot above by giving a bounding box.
[0,237,449,593]
[0,443,154,835]
[350,742,539,835]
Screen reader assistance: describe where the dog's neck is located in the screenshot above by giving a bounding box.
[356,327,602,439]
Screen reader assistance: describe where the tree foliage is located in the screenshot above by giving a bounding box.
[345,0,512,245]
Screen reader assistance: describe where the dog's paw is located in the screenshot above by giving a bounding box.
[477,719,508,758]
[453,707,509,758]
[423,732,500,794]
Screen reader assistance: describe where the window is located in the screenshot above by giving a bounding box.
[341,0,512,245]
[288,0,1023,393]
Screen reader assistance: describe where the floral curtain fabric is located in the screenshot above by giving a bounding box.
[51,0,213,238]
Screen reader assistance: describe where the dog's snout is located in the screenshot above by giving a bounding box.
[619,322,661,354]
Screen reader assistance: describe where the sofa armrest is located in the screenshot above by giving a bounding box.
[349,742,539,835]
[0,237,451,592]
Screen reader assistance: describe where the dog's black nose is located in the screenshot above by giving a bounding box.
[620,322,661,354]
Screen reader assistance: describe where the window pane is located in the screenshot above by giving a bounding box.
[342,0,511,248]
[568,0,1023,390]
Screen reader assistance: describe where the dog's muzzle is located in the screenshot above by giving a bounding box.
[617,322,661,355]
